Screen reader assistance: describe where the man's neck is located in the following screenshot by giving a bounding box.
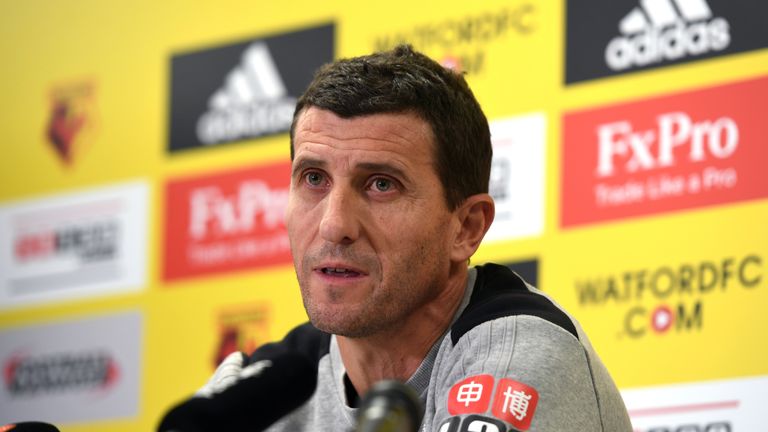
[336,265,470,398]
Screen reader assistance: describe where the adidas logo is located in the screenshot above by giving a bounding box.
[605,0,731,71]
[196,42,296,145]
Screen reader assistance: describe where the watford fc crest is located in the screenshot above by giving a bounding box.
[46,80,97,166]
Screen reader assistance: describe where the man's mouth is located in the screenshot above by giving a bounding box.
[320,267,362,277]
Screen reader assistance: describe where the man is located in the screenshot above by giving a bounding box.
[204,45,632,431]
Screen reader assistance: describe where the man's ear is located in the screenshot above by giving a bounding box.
[450,193,495,263]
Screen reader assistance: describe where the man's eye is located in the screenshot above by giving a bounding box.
[372,178,393,192]
[305,172,324,186]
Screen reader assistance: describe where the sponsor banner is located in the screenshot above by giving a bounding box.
[556,233,768,385]
[561,76,768,228]
[163,162,291,281]
[622,375,768,431]
[359,1,552,121]
[565,0,768,83]
[485,113,546,242]
[575,254,763,340]
[168,23,334,152]
[370,3,536,77]
[547,170,768,385]
[45,79,98,166]
[0,311,142,424]
[0,181,148,310]
[213,303,270,369]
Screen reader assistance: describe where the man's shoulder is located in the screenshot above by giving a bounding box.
[450,263,578,345]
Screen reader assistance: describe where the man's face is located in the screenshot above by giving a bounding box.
[286,107,459,337]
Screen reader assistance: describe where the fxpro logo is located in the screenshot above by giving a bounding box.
[575,255,762,338]
[560,76,768,228]
[163,163,292,281]
[182,179,288,268]
[188,180,287,241]
[605,0,730,71]
[592,110,740,208]
[168,23,334,152]
[596,112,738,178]
[3,351,119,396]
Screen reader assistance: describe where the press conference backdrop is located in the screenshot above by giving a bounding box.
[1,0,766,430]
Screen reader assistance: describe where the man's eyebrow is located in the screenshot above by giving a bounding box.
[291,158,326,177]
[356,162,409,181]
[292,159,410,180]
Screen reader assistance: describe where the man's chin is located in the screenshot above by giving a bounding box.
[308,314,379,338]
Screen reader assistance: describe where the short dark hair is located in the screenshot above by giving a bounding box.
[290,44,492,210]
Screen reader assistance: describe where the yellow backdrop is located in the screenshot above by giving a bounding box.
[1,1,766,430]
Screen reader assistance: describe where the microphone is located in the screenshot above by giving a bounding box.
[0,423,60,432]
[356,380,423,432]
[157,351,317,432]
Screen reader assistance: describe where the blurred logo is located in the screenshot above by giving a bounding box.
[214,304,270,368]
[196,42,294,146]
[4,351,119,396]
[437,415,509,432]
[0,181,148,310]
[0,312,142,423]
[168,23,334,152]
[14,221,119,264]
[484,114,546,242]
[459,415,507,432]
[637,421,731,432]
[372,3,535,75]
[163,163,291,281]
[622,376,768,431]
[45,80,97,165]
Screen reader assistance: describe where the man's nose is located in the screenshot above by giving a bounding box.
[318,187,360,245]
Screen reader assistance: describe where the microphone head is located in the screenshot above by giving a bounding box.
[158,351,317,432]
[356,380,423,432]
[0,423,60,432]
